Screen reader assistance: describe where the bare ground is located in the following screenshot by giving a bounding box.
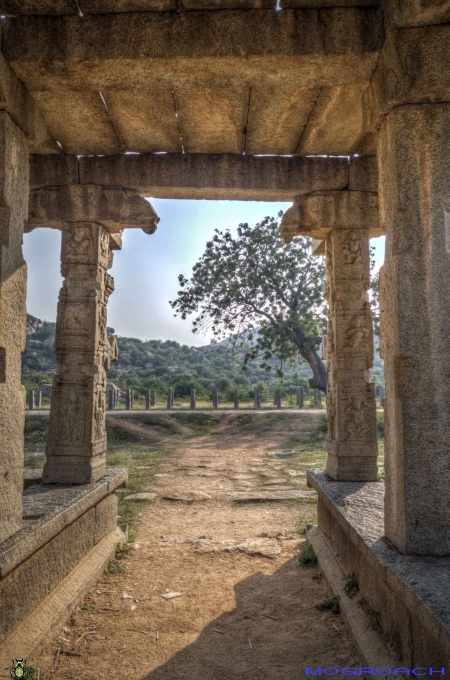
[33,412,361,679]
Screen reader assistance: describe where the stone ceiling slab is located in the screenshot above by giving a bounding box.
[31,89,123,155]
[3,8,383,155]
[297,84,366,155]
[174,86,249,154]
[245,84,320,155]
[101,88,182,153]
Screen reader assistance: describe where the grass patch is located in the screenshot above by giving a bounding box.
[343,572,358,598]
[106,423,143,446]
[107,442,166,527]
[107,558,121,573]
[171,412,220,434]
[298,543,318,567]
[377,411,384,438]
[126,414,182,435]
[231,413,295,435]
[24,415,49,452]
[316,596,340,615]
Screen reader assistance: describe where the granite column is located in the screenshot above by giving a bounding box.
[0,112,29,543]
[43,223,115,484]
[379,104,450,555]
[324,228,378,481]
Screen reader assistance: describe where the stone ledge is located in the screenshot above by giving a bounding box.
[307,469,450,663]
[0,468,127,577]
[306,524,398,666]
[23,468,43,489]
[0,524,127,677]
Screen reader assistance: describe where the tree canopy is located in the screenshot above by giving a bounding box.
[170,214,329,391]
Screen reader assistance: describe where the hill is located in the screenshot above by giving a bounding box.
[22,315,384,401]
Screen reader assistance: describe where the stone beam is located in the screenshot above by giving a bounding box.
[27,185,160,234]
[3,9,384,92]
[0,51,58,154]
[30,153,350,202]
[0,0,277,13]
[279,191,381,243]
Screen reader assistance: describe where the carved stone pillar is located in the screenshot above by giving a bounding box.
[0,112,29,543]
[324,228,378,481]
[43,223,115,485]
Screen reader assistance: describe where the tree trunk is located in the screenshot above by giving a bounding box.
[299,337,328,393]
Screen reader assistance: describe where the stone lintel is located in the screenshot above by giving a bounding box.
[3,10,384,88]
[27,185,159,234]
[0,52,58,154]
[307,469,450,665]
[29,153,351,202]
[0,468,127,578]
[279,191,381,244]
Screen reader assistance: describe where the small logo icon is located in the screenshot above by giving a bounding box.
[5,660,35,679]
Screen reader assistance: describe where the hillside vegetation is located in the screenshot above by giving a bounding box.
[22,316,384,403]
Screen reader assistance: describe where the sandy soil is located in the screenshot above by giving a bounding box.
[34,412,360,679]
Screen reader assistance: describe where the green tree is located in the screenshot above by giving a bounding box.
[170,215,328,391]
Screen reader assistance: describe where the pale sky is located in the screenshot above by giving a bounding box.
[23,199,385,346]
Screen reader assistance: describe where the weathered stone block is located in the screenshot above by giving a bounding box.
[378,103,450,555]
[0,469,126,578]
[0,508,96,643]
[94,494,118,544]
[0,112,30,544]
[308,470,450,666]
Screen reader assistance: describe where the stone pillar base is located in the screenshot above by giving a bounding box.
[42,452,107,485]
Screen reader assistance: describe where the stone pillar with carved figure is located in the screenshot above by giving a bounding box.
[324,228,378,481]
[43,223,115,485]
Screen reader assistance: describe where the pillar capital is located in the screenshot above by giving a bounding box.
[279,190,381,244]
[27,184,159,234]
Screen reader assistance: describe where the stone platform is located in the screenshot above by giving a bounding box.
[0,468,127,662]
[307,470,450,667]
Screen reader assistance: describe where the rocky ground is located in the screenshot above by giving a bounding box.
[30,412,361,679]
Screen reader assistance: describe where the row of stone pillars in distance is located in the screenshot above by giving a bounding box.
[42,224,115,485]
[112,386,312,410]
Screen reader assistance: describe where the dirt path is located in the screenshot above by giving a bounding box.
[35,413,360,679]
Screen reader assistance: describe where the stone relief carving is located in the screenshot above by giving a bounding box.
[344,316,370,348]
[65,225,92,257]
[62,304,88,331]
[342,231,363,265]
[343,396,372,440]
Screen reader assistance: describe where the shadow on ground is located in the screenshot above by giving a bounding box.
[143,557,355,680]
